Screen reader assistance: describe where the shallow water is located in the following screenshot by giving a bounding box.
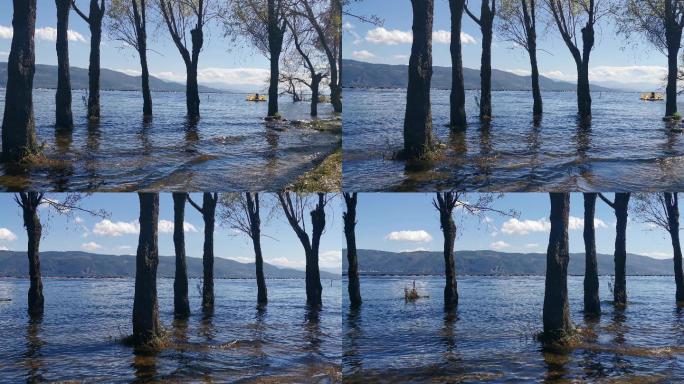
[0,89,339,191]
[0,278,341,382]
[343,275,684,383]
[343,89,684,191]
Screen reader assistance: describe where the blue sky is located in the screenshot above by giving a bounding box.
[0,193,343,273]
[351,193,674,260]
[344,0,669,90]
[0,1,271,91]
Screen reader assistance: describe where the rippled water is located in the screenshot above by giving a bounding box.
[0,89,339,191]
[343,89,684,191]
[343,275,684,383]
[0,278,341,382]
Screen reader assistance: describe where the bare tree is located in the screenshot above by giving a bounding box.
[72,0,106,121]
[497,0,542,117]
[583,193,600,315]
[56,0,74,130]
[188,192,218,311]
[343,192,361,307]
[2,0,38,162]
[449,0,467,129]
[599,192,631,306]
[172,192,190,318]
[632,193,684,303]
[106,0,152,116]
[466,0,496,120]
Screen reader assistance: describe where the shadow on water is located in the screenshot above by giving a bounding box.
[574,117,594,185]
[24,318,44,383]
[303,305,322,355]
[441,309,460,364]
[52,128,74,191]
[131,348,159,383]
[199,310,215,342]
[84,120,102,190]
[344,307,363,373]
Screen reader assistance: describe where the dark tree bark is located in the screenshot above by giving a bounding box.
[72,0,105,121]
[132,0,152,117]
[543,193,572,341]
[466,0,495,119]
[246,192,267,305]
[583,193,600,315]
[434,192,458,309]
[664,193,684,302]
[278,192,325,307]
[287,19,325,117]
[600,193,631,306]
[159,0,204,120]
[55,0,73,130]
[17,193,44,318]
[267,0,286,118]
[343,193,361,307]
[522,0,542,117]
[2,0,38,162]
[172,192,190,318]
[188,193,218,311]
[403,0,434,160]
[665,0,684,117]
[133,193,162,344]
[310,75,323,116]
[449,0,467,129]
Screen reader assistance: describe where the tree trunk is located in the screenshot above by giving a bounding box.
[87,2,103,121]
[330,0,342,113]
[343,193,361,307]
[172,192,190,318]
[267,0,283,118]
[55,0,73,130]
[2,0,38,161]
[202,193,216,311]
[132,0,151,117]
[133,193,162,344]
[440,203,458,309]
[543,193,572,340]
[21,193,43,318]
[666,45,680,117]
[613,193,630,306]
[403,0,434,159]
[529,41,542,117]
[583,193,600,315]
[577,25,594,120]
[449,0,467,129]
[310,75,321,117]
[665,193,684,303]
[186,63,200,120]
[479,2,493,119]
[307,194,326,307]
[247,193,267,305]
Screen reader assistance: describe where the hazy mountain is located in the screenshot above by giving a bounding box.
[342,59,614,92]
[343,249,674,276]
[0,62,220,93]
[0,251,340,279]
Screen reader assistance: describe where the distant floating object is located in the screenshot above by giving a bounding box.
[641,92,664,101]
[246,94,267,102]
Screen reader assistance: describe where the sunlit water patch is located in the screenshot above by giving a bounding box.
[0,278,341,382]
[343,275,684,383]
[343,89,684,191]
[0,89,340,191]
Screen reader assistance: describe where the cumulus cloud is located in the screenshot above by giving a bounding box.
[501,218,550,235]
[0,228,17,241]
[93,219,139,236]
[506,69,532,77]
[568,216,609,230]
[365,27,476,45]
[35,27,87,43]
[541,66,668,86]
[490,240,511,250]
[352,50,376,60]
[0,25,13,39]
[400,247,430,252]
[115,68,142,77]
[81,242,103,251]
[385,230,433,243]
[641,251,671,260]
[152,67,271,88]
[158,220,198,234]
[269,257,305,269]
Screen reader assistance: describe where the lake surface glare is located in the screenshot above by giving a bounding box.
[0,278,341,383]
[343,276,684,383]
[343,89,684,191]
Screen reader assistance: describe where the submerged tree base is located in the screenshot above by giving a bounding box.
[393,142,446,163]
[122,329,169,352]
[537,327,581,350]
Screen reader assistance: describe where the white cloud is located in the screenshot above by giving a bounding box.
[269,257,305,269]
[81,241,103,251]
[490,240,511,250]
[0,245,8,251]
[115,68,142,77]
[93,219,139,236]
[0,25,13,39]
[525,243,540,249]
[0,228,17,241]
[641,251,671,260]
[365,27,476,45]
[568,216,609,230]
[393,54,409,61]
[34,27,87,43]
[152,68,271,88]
[506,69,532,77]
[74,216,84,224]
[352,50,376,60]
[501,218,550,235]
[0,51,7,60]
[400,247,430,252]
[226,256,253,264]
[320,250,342,269]
[117,245,132,251]
[385,230,433,243]
[541,66,668,86]
[158,220,198,234]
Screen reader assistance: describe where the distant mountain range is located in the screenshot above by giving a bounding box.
[342,59,614,92]
[0,251,340,279]
[0,62,219,93]
[343,249,674,276]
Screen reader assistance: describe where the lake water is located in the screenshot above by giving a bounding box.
[343,89,684,191]
[0,89,339,191]
[343,275,684,383]
[0,278,341,382]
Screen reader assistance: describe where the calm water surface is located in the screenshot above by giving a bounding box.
[343,89,684,191]
[0,89,339,191]
[343,275,684,383]
[0,278,341,382]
